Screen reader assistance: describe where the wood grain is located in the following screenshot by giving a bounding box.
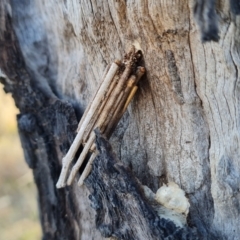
[1,0,240,239]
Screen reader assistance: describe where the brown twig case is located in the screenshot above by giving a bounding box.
[56,46,145,188]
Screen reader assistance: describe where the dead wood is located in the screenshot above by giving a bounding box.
[1,0,240,239]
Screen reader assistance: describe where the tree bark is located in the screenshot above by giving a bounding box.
[0,0,240,239]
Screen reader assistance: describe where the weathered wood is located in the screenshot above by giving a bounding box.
[1,0,240,239]
[0,3,100,239]
[85,130,200,240]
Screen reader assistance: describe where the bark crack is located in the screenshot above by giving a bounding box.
[222,72,234,122]
[106,1,123,51]
[230,37,239,124]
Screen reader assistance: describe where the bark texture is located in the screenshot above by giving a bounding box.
[0,0,240,239]
[85,129,199,240]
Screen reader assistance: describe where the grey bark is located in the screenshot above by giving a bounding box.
[0,0,240,239]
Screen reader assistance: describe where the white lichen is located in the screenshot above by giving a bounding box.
[142,182,190,228]
[155,182,190,216]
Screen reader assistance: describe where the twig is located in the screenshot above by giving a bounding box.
[56,61,120,188]
[105,67,145,137]
[82,73,120,143]
[78,68,146,184]
[67,132,95,185]
[78,152,97,186]
[67,59,134,185]
[56,46,145,188]
[77,64,111,132]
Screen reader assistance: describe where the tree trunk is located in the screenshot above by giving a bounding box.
[0,0,240,239]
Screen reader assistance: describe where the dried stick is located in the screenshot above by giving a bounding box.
[57,46,146,188]
[105,67,145,137]
[82,74,120,143]
[77,89,133,186]
[66,132,95,185]
[99,90,125,133]
[95,61,133,132]
[77,64,111,132]
[123,67,145,111]
[77,80,132,186]
[123,86,138,112]
[67,59,134,185]
[78,68,145,185]
[56,62,120,188]
[104,75,136,135]
[78,85,127,186]
[78,152,97,186]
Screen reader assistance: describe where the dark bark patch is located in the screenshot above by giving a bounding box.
[165,50,185,105]
[85,130,199,240]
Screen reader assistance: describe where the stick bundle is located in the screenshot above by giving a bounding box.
[56,46,145,188]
